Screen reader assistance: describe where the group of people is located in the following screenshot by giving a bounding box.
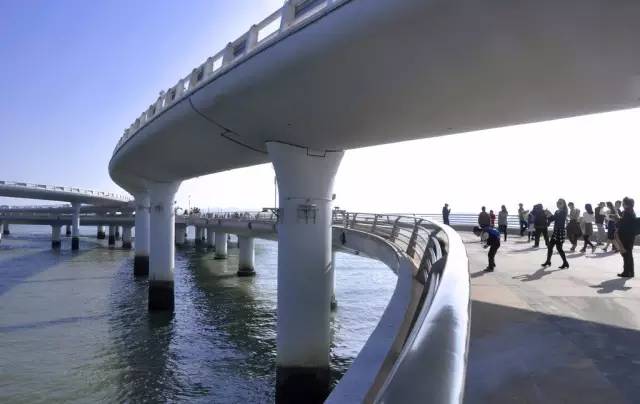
[459,198,639,277]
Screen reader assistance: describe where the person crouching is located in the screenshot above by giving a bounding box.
[474,226,501,272]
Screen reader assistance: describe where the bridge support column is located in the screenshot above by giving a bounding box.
[0,222,2,243]
[71,202,81,250]
[175,224,186,246]
[115,226,121,240]
[148,181,180,311]
[214,232,227,259]
[267,141,344,402]
[65,224,71,236]
[3,222,9,235]
[206,228,215,249]
[108,225,116,247]
[51,225,62,249]
[97,225,106,239]
[122,226,132,249]
[195,227,204,247]
[134,193,150,276]
[238,236,256,276]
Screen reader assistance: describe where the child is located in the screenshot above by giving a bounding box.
[527,210,536,242]
[474,226,501,272]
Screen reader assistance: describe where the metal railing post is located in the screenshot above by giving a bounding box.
[406,219,422,258]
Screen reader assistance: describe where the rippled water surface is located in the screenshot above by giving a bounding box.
[0,226,395,402]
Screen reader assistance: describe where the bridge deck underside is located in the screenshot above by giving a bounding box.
[463,232,640,404]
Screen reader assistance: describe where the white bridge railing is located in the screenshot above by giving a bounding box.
[113,0,349,156]
[0,180,131,202]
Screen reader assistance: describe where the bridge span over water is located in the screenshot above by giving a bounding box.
[103,0,640,401]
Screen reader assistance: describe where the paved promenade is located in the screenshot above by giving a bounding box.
[463,232,640,404]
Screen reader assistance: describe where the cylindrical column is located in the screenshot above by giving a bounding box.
[148,181,180,311]
[115,226,121,240]
[71,202,81,250]
[65,224,71,236]
[97,225,106,239]
[238,236,256,276]
[0,222,3,243]
[175,224,186,246]
[134,193,150,276]
[215,232,228,259]
[330,251,337,311]
[195,227,204,247]
[267,141,344,402]
[206,228,215,249]
[2,222,8,235]
[122,226,132,249]
[51,225,62,249]
[108,225,116,247]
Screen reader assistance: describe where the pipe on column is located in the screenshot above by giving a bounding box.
[267,141,344,402]
[71,202,81,250]
[206,228,215,249]
[148,181,181,311]
[134,193,150,276]
[122,226,132,249]
[51,224,62,249]
[237,236,256,276]
[108,225,116,247]
[214,232,228,259]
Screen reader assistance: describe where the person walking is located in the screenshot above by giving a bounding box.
[567,202,582,252]
[474,226,501,272]
[498,205,508,241]
[527,209,536,242]
[518,203,528,236]
[616,197,637,278]
[580,203,596,253]
[533,204,549,248]
[489,210,496,227]
[615,200,623,217]
[542,198,570,269]
[594,202,606,245]
[478,206,490,228]
[602,201,620,252]
[442,203,451,225]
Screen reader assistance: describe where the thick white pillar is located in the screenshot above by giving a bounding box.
[51,225,62,249]
[330,251,337,311]
[215,232,228,259]
[108,225,116,247]
[97,225,106,239]
[2,222,8,235]
[175,224,186,246]
[65,224,71,236]
[0,222,3,243]
[267,141,344,401]
[115,226,121,240]
[238,236,256,276]
[206,228,215,249]
[195,227,204,247]
[148,181,180,311]
[71,202,81,250]
[134,193,150,276]
[122,225,132,249]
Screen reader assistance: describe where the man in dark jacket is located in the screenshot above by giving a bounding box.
[532,204,549,248]
[478,206,491,228]
[617,197,637,278]
[474,226,501,272]
[442,203,451,225]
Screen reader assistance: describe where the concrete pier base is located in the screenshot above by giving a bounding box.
[65,225,71,236]
[51,225,62,250]
[97,225,106,239]
[207,228,215,249]
[108,225,116,247]
[215,232,228,259]
[122,226,132,249]
[2,222,8,235]
[148,181,180,311]
[115,226,121,240]
[134,255,149,277]
[238,236,256,276]
[195,227,204,247]
[175,224,186,246]
[268,141,344,401]
[148,280,174,311]
[71,203,80,250]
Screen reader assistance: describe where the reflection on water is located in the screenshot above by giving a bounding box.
[0,225,395,402]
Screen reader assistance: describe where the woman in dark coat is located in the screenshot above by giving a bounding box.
[542,198,570,269]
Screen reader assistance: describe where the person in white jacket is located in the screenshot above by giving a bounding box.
[580,203,596,253]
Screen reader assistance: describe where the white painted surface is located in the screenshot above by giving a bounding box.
[134,194,150,257]
[148,182,180,282]
[238,236,255,271]
[206,228,215,247]
[215,232,228,258]
[71,203,81,238]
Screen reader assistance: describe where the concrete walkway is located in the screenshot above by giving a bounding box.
[463,232,640,404]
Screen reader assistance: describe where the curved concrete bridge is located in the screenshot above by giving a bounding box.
[0,181,131,250]
[105,0,640,401]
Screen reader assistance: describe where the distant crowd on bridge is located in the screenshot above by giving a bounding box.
[441,197,639,278]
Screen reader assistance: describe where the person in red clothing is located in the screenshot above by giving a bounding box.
[489,210,496,228]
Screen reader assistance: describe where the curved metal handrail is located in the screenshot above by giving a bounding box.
[0,180,131,201]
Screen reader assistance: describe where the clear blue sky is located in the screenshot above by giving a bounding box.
[1,1,638,213]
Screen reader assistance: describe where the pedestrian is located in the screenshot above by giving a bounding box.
[616,197,637,278]
[498,205,508,241]
[527,209,536,242]
[567,202,582,252]
[533,204,549,248]
[615,200,623,217]
[594,202,606,245]
[580,203,596,253]
[489,210,496,227]
[518,203,528,236]
[602,201,620,253]
[542,198,570,269]
[442,203,451,225]
[478,206,490,228]
[473,226,501,272]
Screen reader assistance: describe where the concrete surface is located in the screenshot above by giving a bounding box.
[463,232,640,404]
